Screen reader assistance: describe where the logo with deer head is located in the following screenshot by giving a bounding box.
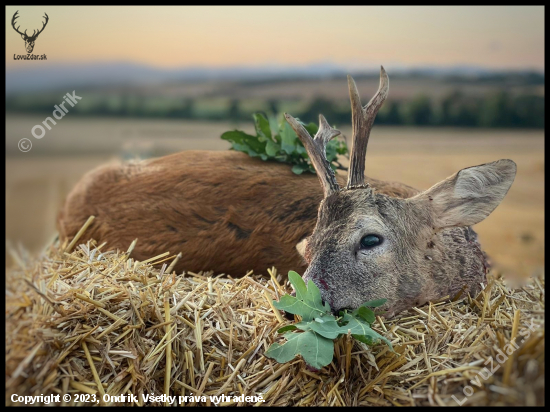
[11,10,49,54]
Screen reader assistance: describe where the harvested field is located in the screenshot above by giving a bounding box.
[5,220,545,406]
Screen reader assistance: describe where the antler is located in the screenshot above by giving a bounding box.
[33,12,49,38]
[11,11,26,37]
[346,66,389,188]
[284,113,341,197]
[284,66,388,196]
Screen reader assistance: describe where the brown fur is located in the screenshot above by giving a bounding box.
[57,150,418,276]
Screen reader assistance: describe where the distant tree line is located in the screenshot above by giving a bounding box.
[5,89,544,128]
[296,91,544,129]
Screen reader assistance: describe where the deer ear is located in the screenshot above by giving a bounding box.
[20,34,25,40]
[412,159,517,229]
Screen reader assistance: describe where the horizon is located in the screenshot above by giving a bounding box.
[6,59,546,73]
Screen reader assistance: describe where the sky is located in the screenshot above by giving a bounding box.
[5,6,545,71]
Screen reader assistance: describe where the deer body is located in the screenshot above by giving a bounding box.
[57,150,418,276]
[58,67,516,317]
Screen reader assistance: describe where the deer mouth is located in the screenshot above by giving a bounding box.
[283,310,295,320]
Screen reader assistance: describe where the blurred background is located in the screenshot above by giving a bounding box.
[6,6,544,280]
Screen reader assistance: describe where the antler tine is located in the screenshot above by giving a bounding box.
[316,114,342,148]
[31,12,50,37]
[346,66,389,188]
[34,12,49,37]
[284,113,341,197]
[11,10,25,36]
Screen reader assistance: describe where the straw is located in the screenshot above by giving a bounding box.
[5,229,545,406]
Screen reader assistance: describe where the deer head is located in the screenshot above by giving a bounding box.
[285,67,517,317]
[12,11,49,54]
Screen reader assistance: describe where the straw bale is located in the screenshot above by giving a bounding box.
[5,228,544,406]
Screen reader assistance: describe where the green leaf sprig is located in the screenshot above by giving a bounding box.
[221,113,348,175]
[265,271,393,370]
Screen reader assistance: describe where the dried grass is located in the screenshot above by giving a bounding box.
[5,222,545,406]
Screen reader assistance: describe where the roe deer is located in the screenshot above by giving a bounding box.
[57,67,516,316]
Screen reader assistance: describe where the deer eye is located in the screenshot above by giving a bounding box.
[360,234,382,249]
